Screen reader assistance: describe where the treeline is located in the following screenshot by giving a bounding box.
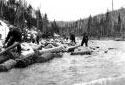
[2,0,125,38]
[58,8,125,38]
[0,0,60,36]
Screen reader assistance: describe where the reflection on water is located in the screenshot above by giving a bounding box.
[0,40,125,85]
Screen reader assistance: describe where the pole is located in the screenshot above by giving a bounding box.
[112,0,114,11]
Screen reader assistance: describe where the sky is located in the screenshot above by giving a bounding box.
[27,0,125,21]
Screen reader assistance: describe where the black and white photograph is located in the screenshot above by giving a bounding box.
[0,0,125,85]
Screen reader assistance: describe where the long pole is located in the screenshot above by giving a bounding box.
[112,0,114,11]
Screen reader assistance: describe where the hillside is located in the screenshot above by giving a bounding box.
[57,8,125,38]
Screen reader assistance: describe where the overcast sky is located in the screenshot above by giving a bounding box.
[27,0,125,21]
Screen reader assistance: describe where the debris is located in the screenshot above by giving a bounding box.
[104,51,108,53]
[71,51,91,55]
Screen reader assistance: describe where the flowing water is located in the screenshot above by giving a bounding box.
[0,40,125,85]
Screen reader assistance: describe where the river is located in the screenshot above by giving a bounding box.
[0,40,125,85]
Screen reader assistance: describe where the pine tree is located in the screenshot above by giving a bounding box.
[42,13,49,33]
[118,13,121,33]
[87,15,92,36]
[36,9,43,31]
[51,20,59,34]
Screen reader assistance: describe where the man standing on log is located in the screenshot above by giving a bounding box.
[81,33,88,47]
[3,25,22,53]
[70,33,76,44]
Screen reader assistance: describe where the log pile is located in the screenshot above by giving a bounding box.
[0,38,92,72]
[15,52,63,68]
[36,53,63,63]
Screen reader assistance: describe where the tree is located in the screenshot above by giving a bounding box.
[36,9,43,31]
[0,0,4,17]
[51,20,59,34]
[100,17,104,36]
[42,13,49,33]
[87,15,92,36]
[118,13,122,33]
[104,11,112,36]
[8,0,16,5]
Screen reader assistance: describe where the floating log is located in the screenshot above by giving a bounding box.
[53,53,63,58]
[36,53,63,63]
[15,49,35,68]
[0,52,14,64]
[15,53,38,68]
[71,51,91,55]
[38,46,66,54]
[67,45,80,52]
[36,53,54,63]
[15,52,63,68]
[115,38,124,41]
[14,43,35,68]
[0,59,17,72]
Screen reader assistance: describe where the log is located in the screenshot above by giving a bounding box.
[28,43,44,50]
[0,59,17,72]
[15,49,36,68]
[0,52,14,64]
[115,38,124,41]
[44,44,54,49]
[38,46,66,54]
[35,53,63,63]
[14,44,35,68]
[15,52,63,68]
[66,45,80,52]
[15,53,38,68]
[53,53,63,58]
[15,52,55,67]
[47,42,59,47]
[35,53,54,63]
[0,42,19,55]
[70,51,91,55]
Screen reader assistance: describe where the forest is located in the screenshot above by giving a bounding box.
[1,0,125,38]
[0,0,59,37]
[58,8,125,38]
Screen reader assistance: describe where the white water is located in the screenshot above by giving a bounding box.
[0,40,125,85]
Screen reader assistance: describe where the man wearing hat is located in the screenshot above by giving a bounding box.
[3,25,22,53]
[70,32,76,44]
[81,32,88,47]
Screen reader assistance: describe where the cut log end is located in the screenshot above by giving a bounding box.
[71,51,92,55]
